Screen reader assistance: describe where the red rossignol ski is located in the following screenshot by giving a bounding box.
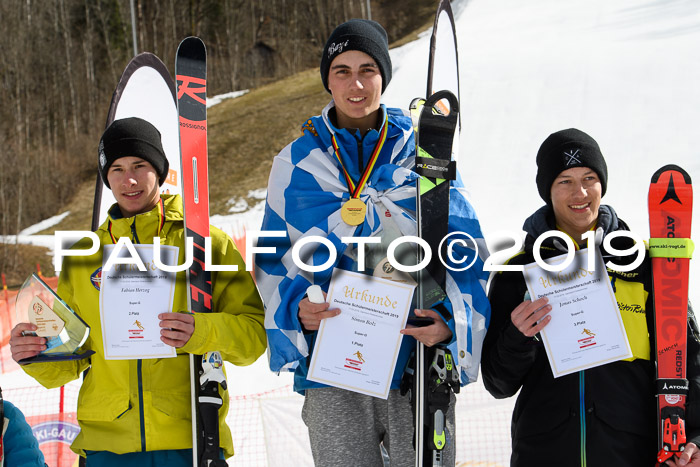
[176,36,227,467]
[648,164,693,465]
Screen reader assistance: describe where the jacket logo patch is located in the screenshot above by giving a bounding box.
[301,119,318,137]
[617,302,644,314]
[91,267,102,291]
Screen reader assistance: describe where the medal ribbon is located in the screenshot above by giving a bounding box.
[330,113,388,198]
[108,197,165,244]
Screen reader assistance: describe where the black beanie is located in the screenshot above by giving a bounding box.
[535,128,608,204]
[320,19,392,94]
[98,117,169,189]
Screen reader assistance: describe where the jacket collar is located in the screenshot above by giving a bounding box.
[101,194,183,243]
[522,204,625,249]
[319,102,392,183]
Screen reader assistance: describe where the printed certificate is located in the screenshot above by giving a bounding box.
[523,248,632,377]
[307,269,415,399]
[100,244,178,360]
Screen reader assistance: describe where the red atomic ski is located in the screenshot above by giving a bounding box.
[648,164,693,465]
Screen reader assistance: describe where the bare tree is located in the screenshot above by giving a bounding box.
[0,0,426,241]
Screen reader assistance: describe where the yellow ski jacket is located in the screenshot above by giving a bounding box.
[22,194,266,458]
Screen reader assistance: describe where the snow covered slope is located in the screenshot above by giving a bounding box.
[6,1,700,465]
[384,0,700,306]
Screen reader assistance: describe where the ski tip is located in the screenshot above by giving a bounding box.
[176,36,206,59]
[437,0,455,17]
[651,164,692,185]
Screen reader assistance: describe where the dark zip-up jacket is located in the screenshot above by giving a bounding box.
[482,204,700,466]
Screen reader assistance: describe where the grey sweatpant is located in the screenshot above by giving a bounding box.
[302,387,455,467]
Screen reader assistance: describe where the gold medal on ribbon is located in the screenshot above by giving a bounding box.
[341,198,367,226]
[331,113,389,227]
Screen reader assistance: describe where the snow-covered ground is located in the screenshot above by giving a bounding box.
[5,0,700,464]
[207,90,249,108]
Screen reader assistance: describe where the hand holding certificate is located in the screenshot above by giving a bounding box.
[307,269,415,399]
[522,248,632,378]
[100,244,178,360]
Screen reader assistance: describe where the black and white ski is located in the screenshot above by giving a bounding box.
[176,36,227,467]
[411,1,462,466]
[412,90,461,467]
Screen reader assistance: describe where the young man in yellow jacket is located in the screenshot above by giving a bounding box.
[9,117,267,466]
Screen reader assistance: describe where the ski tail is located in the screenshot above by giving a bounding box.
[648,164,693,465]
[427,0,460,130]
[176,36,227,467]
[426,0,460,97]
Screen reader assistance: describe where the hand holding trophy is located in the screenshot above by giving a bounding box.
[12,273,93,363]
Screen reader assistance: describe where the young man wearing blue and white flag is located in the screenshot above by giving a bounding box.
[256,19,490,466]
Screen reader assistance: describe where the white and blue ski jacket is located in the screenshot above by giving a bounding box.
[256,101,490,393]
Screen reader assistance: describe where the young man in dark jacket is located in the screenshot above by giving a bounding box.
[482,128,700,467]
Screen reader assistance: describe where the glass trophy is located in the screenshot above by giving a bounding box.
[15,273,94,363]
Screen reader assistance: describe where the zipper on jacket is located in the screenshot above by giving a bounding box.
[137,358,146,451]
[579,371,586,467]
[356,133,365,177]
[132,218,147,451]
[131,221,141,244]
